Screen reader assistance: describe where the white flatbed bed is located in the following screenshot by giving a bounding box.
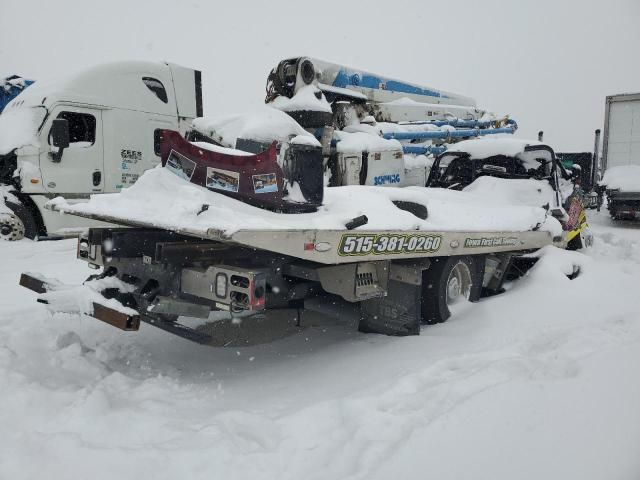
[47,203,562,264]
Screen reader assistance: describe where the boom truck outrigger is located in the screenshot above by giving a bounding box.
[18,57,585,345]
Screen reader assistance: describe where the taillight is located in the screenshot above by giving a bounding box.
[215,273,228,298]
[77,238,89,258]
[249,278,266,309]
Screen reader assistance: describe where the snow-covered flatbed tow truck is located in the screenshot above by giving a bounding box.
[17,56,574,346]
[19,195,563,346]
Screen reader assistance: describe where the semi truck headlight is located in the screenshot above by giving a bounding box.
[215,273,228,298]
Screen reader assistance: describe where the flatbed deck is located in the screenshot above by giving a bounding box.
[48,204,562,264]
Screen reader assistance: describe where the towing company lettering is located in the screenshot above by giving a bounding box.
[464,236,518,248]
[373,173,401,186]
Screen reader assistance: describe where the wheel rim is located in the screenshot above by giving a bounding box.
[446,262,472,307]
[0,213,25,241]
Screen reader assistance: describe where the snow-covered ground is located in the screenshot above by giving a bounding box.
[0,209,639,480]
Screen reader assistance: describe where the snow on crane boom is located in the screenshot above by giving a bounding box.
[266,57,485,123]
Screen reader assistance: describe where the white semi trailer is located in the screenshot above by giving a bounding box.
[599,92,640,219]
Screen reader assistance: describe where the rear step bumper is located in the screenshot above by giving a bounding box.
[19,273,236,345]
[19,273,140,331]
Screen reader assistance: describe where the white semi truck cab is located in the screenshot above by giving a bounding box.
[0,61,202,239]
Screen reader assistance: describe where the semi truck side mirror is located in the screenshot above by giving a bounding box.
[50,118,70,162]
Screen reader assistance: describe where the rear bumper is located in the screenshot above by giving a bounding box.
[607,191,640,219]
[18,272,276,346]
[19,272,140,331]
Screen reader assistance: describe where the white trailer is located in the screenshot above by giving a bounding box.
[0,61,202,239]
[600,92,640,219]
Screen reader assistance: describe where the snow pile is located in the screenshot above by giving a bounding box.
[334,130,402,153]
[0,107,43,155]
[600,165,640,192]
[403,154,433,170]
[270,85,332,113]
[379,121,442,136]
[341,122,383,136]
[525,245,591,279]
[447,136,542,159]
[0,210,639,480]
[463,176,558,207]
[190,141,252,156]
[2,75,31,90]
[50,165,561,236]
[23,273,138,316]
[191,107,319,148]
[290,134,320,147]
[479,111,498,122]
[0,185,20,215]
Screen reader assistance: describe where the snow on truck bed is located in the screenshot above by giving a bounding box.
[50,165,562,237]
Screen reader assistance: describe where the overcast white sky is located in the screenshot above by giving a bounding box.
[1,0,638,151]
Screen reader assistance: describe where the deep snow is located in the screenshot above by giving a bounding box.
[0,209,639,480]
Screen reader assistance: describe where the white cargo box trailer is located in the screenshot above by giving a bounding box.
[603,93,640,171]
[600,92,640,219]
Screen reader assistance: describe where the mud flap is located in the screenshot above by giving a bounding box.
[359,279,422,336]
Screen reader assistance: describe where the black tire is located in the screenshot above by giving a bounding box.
[422,255,484,325]
[1,201,39,240]
[505,256,537,281]
[566,234,583,251]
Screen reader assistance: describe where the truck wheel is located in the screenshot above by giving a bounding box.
[567,228,593,250]
[566,235,583,250]
[422,256,482,325]
[0,201,39,241]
